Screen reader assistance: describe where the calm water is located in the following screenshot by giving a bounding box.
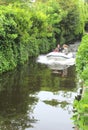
[0,58,77,130]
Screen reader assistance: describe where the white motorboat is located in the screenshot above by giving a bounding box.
[46,52,74,59]
[36,52,75,70]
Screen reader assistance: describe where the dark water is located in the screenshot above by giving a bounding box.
[0,58,77,130]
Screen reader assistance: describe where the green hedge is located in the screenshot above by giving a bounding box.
[73,34,88,130]
[76,34,88,85]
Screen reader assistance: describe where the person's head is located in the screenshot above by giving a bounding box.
[57,44,60,48]
[63,44,68,48]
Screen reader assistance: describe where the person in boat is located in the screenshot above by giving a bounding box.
[53,44,62,52]
[62,44,69,55]
[57,44,62,52]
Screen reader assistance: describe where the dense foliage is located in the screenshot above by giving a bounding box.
[0,0,88,73]
[73,2,88,128]
[76,34,88,85]
[0,4,33,72]
[73,88,88,130]
[72,34,88,130]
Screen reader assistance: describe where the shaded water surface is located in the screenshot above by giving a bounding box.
[0,58,77,130]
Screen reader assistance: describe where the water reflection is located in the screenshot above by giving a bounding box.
[0,59,77,130]
[0,61,39,130]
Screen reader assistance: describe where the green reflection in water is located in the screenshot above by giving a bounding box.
[43,99,69,108]
[0,61,40,130]
[40,65,76,92]
[0,58,77,130]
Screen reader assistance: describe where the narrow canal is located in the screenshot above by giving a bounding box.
[0,58,77,130]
